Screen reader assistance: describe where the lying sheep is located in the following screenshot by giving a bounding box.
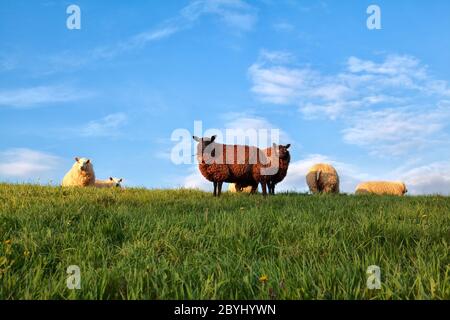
[193,135,264,196]
[62,157,95,187]
[228,183,255,193]
[264,143,291,195]
[95,177,123,188]
[355,181,407,196]
[306,163,339,194]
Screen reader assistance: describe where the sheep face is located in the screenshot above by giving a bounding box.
[109,177,123,187]
[74,157,92,172]
[272,143,291,161]
[402,182,408,195]
[193,135,217,163]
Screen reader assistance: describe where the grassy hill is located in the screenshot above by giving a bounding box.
[0,183,449,299]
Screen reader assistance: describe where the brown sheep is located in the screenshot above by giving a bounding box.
[193,135,264,196]
[306,163,339,194]
[263,143,291,195]
[355,181,407,196]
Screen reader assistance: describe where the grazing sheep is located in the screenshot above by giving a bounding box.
[306,163,339,194]
[355,181,407,196]
[193,135,264,196]
[228,183,255,193]
[62,157,95,187]
[95,177,123,188]
[264,143,291,195]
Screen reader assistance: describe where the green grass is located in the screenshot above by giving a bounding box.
[0,183,449,300]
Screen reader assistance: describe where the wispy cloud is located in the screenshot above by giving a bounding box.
[80,113,128,137]
[0,85,91,108]
[41,0,257,74]
[0,148,61,179]
[181,0,258,31]
[398,162,450,195]
[249,51,450,155]
[182,165,213,191]
[221,112,291,147]
[272,22,294,32]
[342,105,450,156]
[0,54,17,72]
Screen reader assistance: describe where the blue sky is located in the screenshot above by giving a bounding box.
[1,0,450,194]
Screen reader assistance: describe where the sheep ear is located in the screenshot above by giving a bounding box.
[86,159,90,164]
[211,135,217,142]
[119,178,123,183]
[75,157,80,162]
[109,177,113,181]
[285,144,291,149]
[193,136,200,142]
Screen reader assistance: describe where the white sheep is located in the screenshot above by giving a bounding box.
[228,183,255,193]
[355,181,407,196]
[95,177,123,188]
[306,163,340,194]
[62,157,95,187]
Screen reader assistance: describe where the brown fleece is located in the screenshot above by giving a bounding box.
[195,137,266,196]
[262,145,290,194]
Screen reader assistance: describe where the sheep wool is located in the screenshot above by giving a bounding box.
[355,181,407,196]
[95,177,123,188]
[306,163,339,194]
[228,183,255,193]
[262,143,291,195]
[193,135,264,196]
[62,157,95,187]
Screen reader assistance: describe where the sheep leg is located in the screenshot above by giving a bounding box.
[213,182,217,197]
[261,181,268,197]
[217,182,223,197]
[270,183,276,195]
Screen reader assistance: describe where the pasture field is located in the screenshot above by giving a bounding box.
[0,183,449,300]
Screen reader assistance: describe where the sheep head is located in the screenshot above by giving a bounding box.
[193,135,217,163]
[109,177,123,187]
[74,157,92,172]
[272,143,291,161]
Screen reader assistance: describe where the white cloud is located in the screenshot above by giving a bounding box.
[40,0,257,73]
[249,52,450,155]
[342,106,450,157]
[182,165,213,191]
[248,64,316,105]
[182,0,257,31]
[0,54,17,72]
[0,85,90,108]
[258,49,295,64]
[399,162,450,195]
[80,113,128,137]
[272,22,294,32]
[221,112,291,147]
[0,148,61,179]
